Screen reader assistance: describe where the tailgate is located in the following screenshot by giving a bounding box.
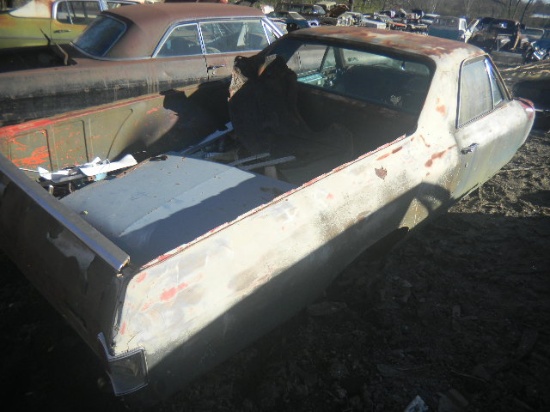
[0,153,130,352]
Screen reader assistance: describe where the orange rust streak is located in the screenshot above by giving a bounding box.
[136,272,147,283]
[418,135,431,147]
[161,288,176,301]
[12,146,49,167]
[425,150,447,167]
[160,282,189,301]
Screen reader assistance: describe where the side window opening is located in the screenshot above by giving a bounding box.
[200,20,270,54]
[486,59,506,107]
[458,57,508,127]
[56,1,101,25]
[157,24,202,57]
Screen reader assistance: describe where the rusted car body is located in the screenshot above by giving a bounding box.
[0,27,534,406]
[0,0,138,49]
[0,3,282,126]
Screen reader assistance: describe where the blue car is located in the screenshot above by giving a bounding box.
[526,29,550,61]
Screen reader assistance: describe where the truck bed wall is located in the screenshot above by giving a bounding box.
[0,85,230,173]
[0,46,68,73]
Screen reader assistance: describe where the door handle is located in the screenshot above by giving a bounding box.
[207,64,226,72]
[461,143,479,154]
[54,30,71,33]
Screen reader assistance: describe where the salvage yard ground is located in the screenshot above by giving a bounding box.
[1,125,549,411]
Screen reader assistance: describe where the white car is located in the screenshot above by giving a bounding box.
[0,26,535,407]
[361,14,388,29]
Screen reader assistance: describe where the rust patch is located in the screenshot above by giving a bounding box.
[326,193,334,200]
[135,272,147,283]
[12,146,49,167]
[418,134,431,148]
[436,103,446,115]
[154,253,173,264]
[375,167,387,180]
[160,282,189,302]
[377,146,402,161]
[120,321,126,335]
[425,150,447,167]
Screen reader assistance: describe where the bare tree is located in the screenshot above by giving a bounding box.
[519,0,535,22]
[463,0,476,16]
[407,0,440,13]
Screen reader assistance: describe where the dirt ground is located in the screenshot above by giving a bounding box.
[1,132,549,411]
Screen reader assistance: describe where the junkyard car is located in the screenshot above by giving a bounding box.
[0,0,138,49]
[420,13,439,26]
[0,27,534,406]
[467,18,526,52]
[524,29,550,62]
[0,3,282,125]
[521,26,545,43]
[427,15,468,41]
[360,14,387,29]
[274,1,325,22]
[266,10,317,32]
[360,13,390,29]
[466,17,531,68]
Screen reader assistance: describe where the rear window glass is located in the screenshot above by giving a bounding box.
[269,39,432,114]
[74,15,126,56]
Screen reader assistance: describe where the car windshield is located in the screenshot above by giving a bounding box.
[74,14,126,56]
[288,11,305,20]
[435,17,460,27]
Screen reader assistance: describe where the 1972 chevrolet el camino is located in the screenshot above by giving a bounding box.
[0,27,534,406]
[0,3,282,126]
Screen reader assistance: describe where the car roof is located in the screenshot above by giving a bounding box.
[286,26,483,63]
[106,3,265,22]
[101,3,267,58]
